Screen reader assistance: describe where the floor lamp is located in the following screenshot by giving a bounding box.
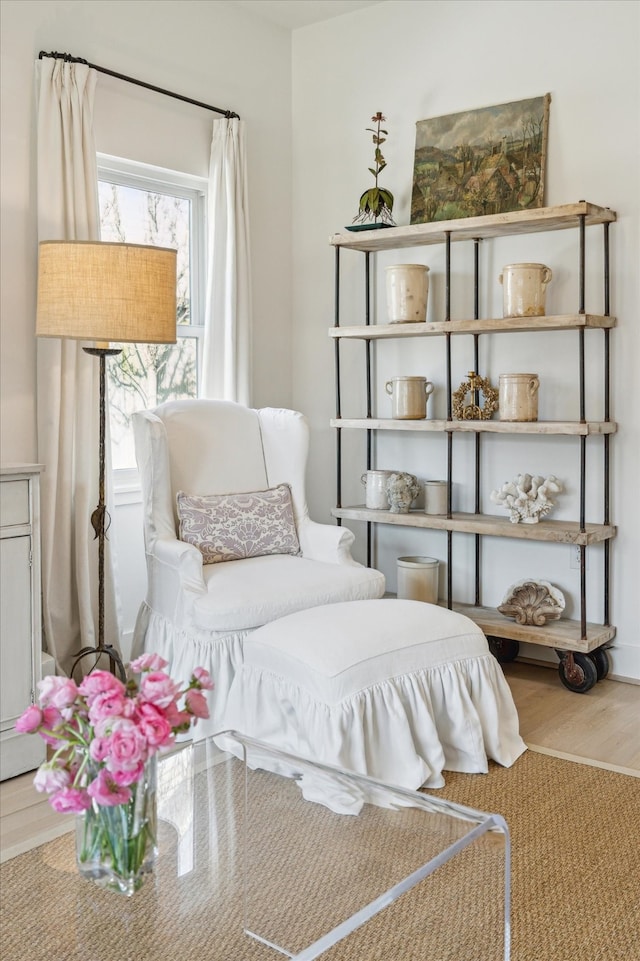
[36,240,177,681]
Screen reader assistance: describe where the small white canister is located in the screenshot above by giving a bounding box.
[499,373,540,422]
[397,556,439,604]
[424,480,448,515]
[386,264,429,323]
[385,376,434,419]
[360,470,394,510]
[499,263,552,318]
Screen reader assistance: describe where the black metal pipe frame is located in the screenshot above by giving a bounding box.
[365,252,372,568]
[445,233,453,608]
[603,220,611,626]
[578,214,587,637]
[38,51,239,119]
[473,239,481,608]
[334,247,342,516]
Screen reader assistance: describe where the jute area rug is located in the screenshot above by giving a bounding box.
[1,750,638,961]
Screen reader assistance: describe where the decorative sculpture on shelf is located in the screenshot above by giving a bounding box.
[452,371,499,420]
[498,579,565,626]
[386,472,420,514]
[490,473,563,524]
[351,112,395,228]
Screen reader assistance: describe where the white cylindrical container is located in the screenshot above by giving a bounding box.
[360,470,394,510]
[385,376,434,419]
[397,556,439,604]
[386,264,429,323]
[499,373,540,422]
[498,263,552,318]
[424,480,448,515]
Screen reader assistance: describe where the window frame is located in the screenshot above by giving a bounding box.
[97,155,208,489]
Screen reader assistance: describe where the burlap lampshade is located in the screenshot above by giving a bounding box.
[36,240,177,344]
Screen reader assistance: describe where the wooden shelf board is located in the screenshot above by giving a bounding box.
[332,507,616,544]
[330,202,616,252]
[329,314,615,339]
[331,418,616,435]
[453,603,616,653]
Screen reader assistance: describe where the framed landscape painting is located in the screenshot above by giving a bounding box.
[410,94,551,224]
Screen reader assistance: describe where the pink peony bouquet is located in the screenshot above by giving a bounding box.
[15,653,213,814]
[16,653,213,895]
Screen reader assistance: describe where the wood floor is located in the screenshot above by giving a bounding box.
[1,661,638,863]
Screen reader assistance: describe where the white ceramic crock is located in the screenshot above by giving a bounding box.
[499,263,552,318]
[386,264,430,323]
[385,376,434,419]
[499,373,540,422]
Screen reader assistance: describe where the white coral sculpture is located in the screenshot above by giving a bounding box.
[490,473,563,524]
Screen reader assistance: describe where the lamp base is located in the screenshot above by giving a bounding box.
[70,644,127,683]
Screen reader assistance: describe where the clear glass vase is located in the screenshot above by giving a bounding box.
[76,755,158,896]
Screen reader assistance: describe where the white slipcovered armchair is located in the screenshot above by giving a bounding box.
[132,399,385,737]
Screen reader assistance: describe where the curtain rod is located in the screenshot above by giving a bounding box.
[38,50,240,119]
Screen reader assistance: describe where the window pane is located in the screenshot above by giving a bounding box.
[109,339,198,471]
[99,182,191,324]
[98,171,203,473]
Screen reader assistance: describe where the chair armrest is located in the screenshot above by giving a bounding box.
[298,519,360,566]
[145,538,206,623]
[152,538,206,591]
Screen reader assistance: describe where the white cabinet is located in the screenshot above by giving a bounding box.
[1,465,45,779]
[329,202,616,692]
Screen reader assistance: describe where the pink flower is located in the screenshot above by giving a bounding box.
[49,787,92,814]
[140,671,181,708]
[37,676,79,711]
[163,702,192,731]
[135,702,173,749]
[89,736,110,763]
[185,689,210,720]
[15,705,44,733]
[38,706,67,747]
[88,689,127,724]
[33,763,71,794]
[104,719,148,771]
[109,763,144,787]
[192,667,214,691]
[87,769,131,807]
[130,653,168,673]
[78,670,125,703]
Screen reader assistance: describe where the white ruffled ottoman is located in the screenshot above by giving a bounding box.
[220,598,526,789]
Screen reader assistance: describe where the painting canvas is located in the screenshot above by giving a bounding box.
[411,94,550,224]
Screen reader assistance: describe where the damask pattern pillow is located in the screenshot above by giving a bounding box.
[176,484,301,564]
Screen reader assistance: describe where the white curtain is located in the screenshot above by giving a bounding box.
[35,58,121,677]
[201,118,252,405]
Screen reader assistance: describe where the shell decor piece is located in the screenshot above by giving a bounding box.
[498,579,566,626]
[490,473,563,524]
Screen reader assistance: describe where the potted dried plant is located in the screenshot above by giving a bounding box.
[352,111,395,228]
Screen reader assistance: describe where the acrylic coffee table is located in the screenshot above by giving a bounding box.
[2,731,511,961]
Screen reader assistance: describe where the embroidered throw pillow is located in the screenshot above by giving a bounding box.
[176,484,301,564]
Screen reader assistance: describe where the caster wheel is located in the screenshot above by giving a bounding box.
[488,637,520,663]
[558,652,598,693]
[589,648,611,680]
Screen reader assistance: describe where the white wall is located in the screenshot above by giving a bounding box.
[2,0,639,680]
[291,0,640,680]
[0,0,293,655]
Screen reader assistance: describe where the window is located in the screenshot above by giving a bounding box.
[97,155,207,474]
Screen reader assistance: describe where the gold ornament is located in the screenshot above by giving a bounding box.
[452,371,499,420]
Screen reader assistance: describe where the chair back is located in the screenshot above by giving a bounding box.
[133,399,311,546]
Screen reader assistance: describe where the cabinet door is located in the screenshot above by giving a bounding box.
[0,534,34,731]
[0,531,44,778]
